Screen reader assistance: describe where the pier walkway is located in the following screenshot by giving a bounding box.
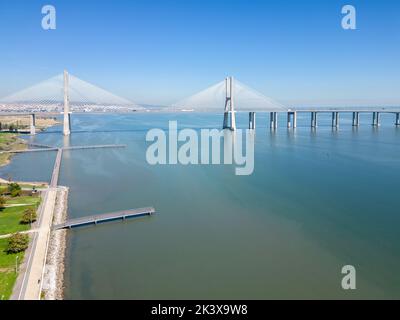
[50,149,63,188]
[53,207,155,230]
[0,148,58,154]
[63,144,126,151]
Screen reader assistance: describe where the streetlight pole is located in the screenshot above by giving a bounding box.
[15,255,19,273]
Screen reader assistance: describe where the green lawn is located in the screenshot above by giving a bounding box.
[0,238,24,300]
[0,196,40,235]
[0,184,40,298]
[5,196,40,205]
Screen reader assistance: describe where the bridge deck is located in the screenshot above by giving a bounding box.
[53,207,155,230]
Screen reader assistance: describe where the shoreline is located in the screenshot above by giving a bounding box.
[0,134,27,167]
[1,121,67,300]
[42,186,69,300]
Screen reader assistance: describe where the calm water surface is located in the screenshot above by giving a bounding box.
[1,112,399,299]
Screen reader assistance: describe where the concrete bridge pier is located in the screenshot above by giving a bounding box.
[352,112,360,126]
[287,112,297,128]
[249,112,256,130]
[293,111,297,128]
[270,112,278,130]
[287,112,291,128]
[372,112,380,126]
[223,111,236,131]
[311,112,318,128]
[395,113,400,126]
[30,114,36,135]
[332,112,339,128]
[270,112,274,129]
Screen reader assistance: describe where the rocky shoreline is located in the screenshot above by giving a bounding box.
[42,186,69,300]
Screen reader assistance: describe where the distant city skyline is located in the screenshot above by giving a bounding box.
[0,0,399,107]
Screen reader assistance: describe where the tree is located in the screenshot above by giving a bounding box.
[0,195,5,208]
[7,233,29,254]
[8,183,21,197]
[20,208,37,224]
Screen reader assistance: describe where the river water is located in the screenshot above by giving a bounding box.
[1,112,399,299]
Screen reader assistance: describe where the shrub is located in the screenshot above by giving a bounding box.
[7,233,29,254]
[8,183,21,197]
[0,196,5,208]
[20,208,37,224]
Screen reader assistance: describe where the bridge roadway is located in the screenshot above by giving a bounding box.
[53,207,156,230]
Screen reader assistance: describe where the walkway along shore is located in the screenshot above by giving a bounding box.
[11,186,68,300]
[10,186,68,300]
[3,138,140,299]
[10,187,49,299]
[42,186,69,300]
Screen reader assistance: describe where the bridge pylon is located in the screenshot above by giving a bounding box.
[30,114,36,135]
[223,76,236,131]
[63,70,71,136]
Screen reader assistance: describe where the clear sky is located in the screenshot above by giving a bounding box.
[0,0,399,106]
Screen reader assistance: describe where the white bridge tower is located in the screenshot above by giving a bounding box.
[63,70,71,136]
[223,76,236,130]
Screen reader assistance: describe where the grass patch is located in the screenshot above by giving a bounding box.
[0,238,24,300]
[0,196,40,235]
[5,196,40,205]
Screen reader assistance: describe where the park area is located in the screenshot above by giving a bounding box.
[0,182,41,299]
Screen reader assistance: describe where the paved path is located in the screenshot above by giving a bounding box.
[3,203,32,208]
[13,188,58,300]
[0,229,38,239]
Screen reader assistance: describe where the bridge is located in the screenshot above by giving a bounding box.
[0,70,144,135]
[2,73,400,134]
[53,207,155,230]
[171,76,400,130]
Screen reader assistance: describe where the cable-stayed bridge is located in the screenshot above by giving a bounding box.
[171,76,400,130]
[0,71,142,113]
[1,72,400,134]
[0,70,144,135]
[171,77,286,112]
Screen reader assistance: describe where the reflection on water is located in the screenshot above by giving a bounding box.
[1,112,400,299]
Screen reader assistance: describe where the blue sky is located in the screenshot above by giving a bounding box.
[0,0,399,106]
